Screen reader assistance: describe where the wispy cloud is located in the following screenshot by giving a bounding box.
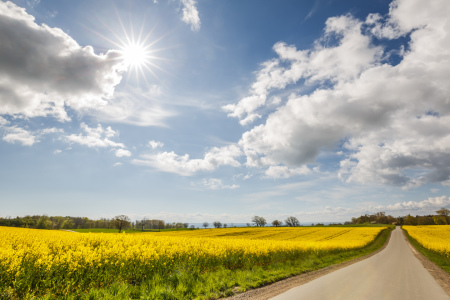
[200,178,239,190]
[179,0,201,31]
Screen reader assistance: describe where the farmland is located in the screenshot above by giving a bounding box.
[0,226,390,299]
[403,225,450,274]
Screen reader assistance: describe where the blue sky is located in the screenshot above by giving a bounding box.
[1,0,450,223]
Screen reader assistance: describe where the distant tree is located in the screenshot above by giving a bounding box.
[246,223,251,227]
[252,216,267,227]
[433,215,448,225]
[403,215,418,226]
[114,215,131,233]
[203,222,209,229]
[61,219,75,229]
[285,216,300,227]
[436,208,450,216]
[213,221,222,228]
[417,216,434,225]
[272,220,282,227]
[157,220,165,231]
[138,217,149,231]
[223,223,228,228]
[183,223,189,229]
[36,216,52,229]
[190,225,196,229]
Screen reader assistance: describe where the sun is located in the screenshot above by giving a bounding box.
[88,10,168,85]
[120,42,150,68]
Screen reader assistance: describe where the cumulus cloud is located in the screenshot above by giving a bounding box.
[66,123,125,149]
[201,178,239,190]
[0,1,126,121]
[222,14,383,125]
[223,0,450,188]
[179,0,200,31]
[132,145,242,176]
[115,149,132,157]
[2,126,37,146]
[148,140,164,149]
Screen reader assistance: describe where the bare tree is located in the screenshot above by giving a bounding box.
[285,216,300,227]
[114,215,131,233]
[252,216,267,227]
[203,221,209,229]
[272,220,282,227]
[213,221,222,228]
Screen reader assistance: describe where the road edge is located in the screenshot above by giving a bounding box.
[224,227,394,300]
[402,228,450,296]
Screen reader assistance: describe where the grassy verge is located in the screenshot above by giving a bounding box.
[403,228,450,274]
[6,226,393,300]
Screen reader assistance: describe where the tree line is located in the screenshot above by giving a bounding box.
[349,208,450,225]
[0,215,194,232]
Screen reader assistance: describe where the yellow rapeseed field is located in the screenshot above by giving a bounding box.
[403,225,450,257]
[0,226,384,297]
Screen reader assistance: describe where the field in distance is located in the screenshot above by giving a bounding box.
[0,225,391,299]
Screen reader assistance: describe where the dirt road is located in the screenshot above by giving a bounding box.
[270,227,449,300]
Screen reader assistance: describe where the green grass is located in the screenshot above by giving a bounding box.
[403,228,450,274]
[16,226,395,300]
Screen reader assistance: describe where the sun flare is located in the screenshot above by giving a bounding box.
[121,42,149,68]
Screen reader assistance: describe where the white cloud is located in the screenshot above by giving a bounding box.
[66,123,125,149]
[222,15,383,124]
[0,1,126,121]
[53,149,62,154]
[41,127,63,134]
[0,120,63,146]
[113,162,122,167]
[264,165,311,179]
[115,195,450,223]
[0,116,9,126]
[132,145,242,176]
[115,149,132,157]
[148,140,164,149]
[225,0,450,188]
[2,126,37,146]
[180,0,200,31]
[201,178,239,190]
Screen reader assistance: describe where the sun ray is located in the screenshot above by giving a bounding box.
[83,6,174,87]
